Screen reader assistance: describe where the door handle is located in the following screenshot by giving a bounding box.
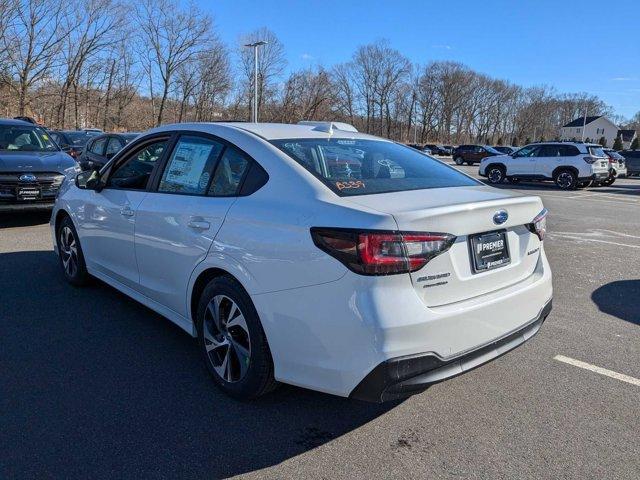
[187,219,210,230]
[120,205,134,217]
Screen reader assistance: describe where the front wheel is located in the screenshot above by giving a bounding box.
[197,276,277,400]
[56,216,90,286]
[454,156,464,165]
[487,166,505,184]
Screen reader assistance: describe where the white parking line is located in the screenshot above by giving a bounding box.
[547,233,640,249]
[554,355,640,387]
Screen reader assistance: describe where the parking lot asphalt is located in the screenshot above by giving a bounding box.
[1,164,639,479]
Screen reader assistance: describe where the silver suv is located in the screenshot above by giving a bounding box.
[479,142,610,190]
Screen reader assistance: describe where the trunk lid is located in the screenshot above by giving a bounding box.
[347,185,544,307]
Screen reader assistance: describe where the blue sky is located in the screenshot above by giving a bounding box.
[201,0,640,119]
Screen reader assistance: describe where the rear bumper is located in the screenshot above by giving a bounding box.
[580,171,609,181]
[350,300,552,402]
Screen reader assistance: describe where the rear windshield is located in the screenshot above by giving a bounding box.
[271,138,480,196]
[588,146,606,157]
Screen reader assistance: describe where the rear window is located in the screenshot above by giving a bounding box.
[588,146,606,157]
[270,138,480,196]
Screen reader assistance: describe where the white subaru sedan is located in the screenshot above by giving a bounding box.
[51,122,552,402]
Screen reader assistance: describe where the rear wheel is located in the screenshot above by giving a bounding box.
[197,276,277,400]
[56,216,90,286]
[554,169,578,190]
[466,161,474,166]
[601,174,616,186]
[487,165,505,184]
[454,156,464,165]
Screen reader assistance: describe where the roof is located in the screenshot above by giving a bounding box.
[563,116,602,128]
[149,122,385,141]
[618,129,636,142]
[0,118,37,126]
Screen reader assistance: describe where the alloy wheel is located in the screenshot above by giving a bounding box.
[203,295,251,383]
[59,226,78,278]
[557,172,573,189]
[488,168,503,183]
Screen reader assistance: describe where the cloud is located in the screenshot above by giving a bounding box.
[431,44,453,50]
[611,77,637,81]
[301,53,314,60]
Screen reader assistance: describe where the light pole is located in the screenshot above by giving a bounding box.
[244,40,267,123]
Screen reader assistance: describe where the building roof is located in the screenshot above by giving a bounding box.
[617,129,636,142]
[563,116,602,128]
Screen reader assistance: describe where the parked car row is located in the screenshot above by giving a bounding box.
[0,118,138,210]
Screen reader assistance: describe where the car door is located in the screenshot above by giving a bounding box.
[507,145,540,175]
[134,134,252,317]
[76,136,170,288]
[535,144,563,178]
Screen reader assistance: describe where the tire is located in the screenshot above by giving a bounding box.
[486,165,505,184]
[554,169,578,190]
[466,161,474,166]
[601,174,615,187]
[196,276,277,400]
[454,156,464,165]
[56,215,90,286]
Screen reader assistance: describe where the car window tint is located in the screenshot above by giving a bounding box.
[271,138,480,196]
[560,145,579,156]
[208,146,251,196]
[90,137,107,155]
[105,137,123,156]
[539,145,561,157]
[158,136,223,195]
[514,145,538,157]
[108,140,167,190]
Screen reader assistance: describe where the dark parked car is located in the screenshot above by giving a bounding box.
[619,150,640,176]
[493,146,516,155]
[423,144,450,156]
[452,145,503,165]
[79,132,140,170]
[0,119,77,210]
[49,130,93,161]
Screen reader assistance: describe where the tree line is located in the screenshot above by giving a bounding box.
[0,0,636,144]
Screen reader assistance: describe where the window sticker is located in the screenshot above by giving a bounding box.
[335,180,365,190]
[164,142,214,189]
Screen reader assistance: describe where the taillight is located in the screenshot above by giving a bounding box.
[527,208,548,241]
[310,228,456,275]
[583,156,596,164]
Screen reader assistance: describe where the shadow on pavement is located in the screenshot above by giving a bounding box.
[0,210,52,228]
[0,250,399,478]
[592,280,640,325]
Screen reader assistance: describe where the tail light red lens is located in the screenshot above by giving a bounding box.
[311,228,456,275]
[526,208,548,241]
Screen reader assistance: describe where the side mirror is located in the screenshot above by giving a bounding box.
[75,170,101,190]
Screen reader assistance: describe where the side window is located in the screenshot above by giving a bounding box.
[90,137,107,155]
[107,139,167,190]
[158,136,224,195]
[539,145,561,157]
[208,146,251,197]
[50,132,62,145]
[560,145,580,156]
[514,146,539,157]
[105,137,123,157]
[474,146,484,153]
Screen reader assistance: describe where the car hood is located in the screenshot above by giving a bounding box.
[481,153,510,163]
[0,151,77,173]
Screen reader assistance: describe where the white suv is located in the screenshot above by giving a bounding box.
[51,122,552,402]
[479,142,610,189]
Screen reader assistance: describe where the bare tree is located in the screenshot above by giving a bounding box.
[136,0,212,126]
[2,0,68,115]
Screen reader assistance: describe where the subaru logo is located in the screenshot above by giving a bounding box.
[19,174,37,183]
[493,210,508,225]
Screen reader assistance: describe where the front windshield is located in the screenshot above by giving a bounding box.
[271,138,480,196]
[0,125,58,152]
